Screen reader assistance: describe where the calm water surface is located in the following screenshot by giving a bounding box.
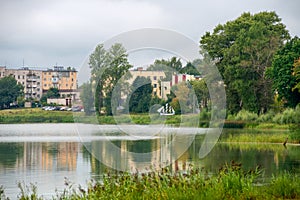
[0,124,299,199]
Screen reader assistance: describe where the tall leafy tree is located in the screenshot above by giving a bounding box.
[269,37,300,107]
[89,44,109,112]
[89,43,132,115]
[179,62,201,76]
[293,58,300,93]
[190,80,209,109]
[147,57,182,81]
[129,76,152,113]
[80,82,94,115]
[0,76,24,109]
[200,11,289,114]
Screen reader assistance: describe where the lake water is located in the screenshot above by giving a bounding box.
[0,124,299,199]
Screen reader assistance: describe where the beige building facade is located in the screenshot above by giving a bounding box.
[0,66,43,99]
[129,70,166,98]
[128,69,198,100]
[0,66,78,102]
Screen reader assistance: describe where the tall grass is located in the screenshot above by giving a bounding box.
[7,163,300,200]
[233,105,300,125]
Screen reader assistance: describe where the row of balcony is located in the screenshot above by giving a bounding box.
[26,78,38,82]
[26,85,38,88]
[25,91,37,94]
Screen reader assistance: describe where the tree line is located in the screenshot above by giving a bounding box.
[80,11,300,116]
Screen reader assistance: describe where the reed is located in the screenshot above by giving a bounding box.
[7,163,300,200]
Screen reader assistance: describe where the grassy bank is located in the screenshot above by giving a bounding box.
[4,164,300,200]
[0,108,74,123]
[0,108,289,125]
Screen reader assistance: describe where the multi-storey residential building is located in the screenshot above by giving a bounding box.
[0,66,78,103]
[127,69,199,100]
[0,66,43,99]
[129,69,166,98]
[42,66,77,91]
[42,66,78,104]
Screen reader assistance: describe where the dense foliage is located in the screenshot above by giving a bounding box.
[0,76,24,109]
[200,11,290,114]
[40,87,60,103]
[80,82,94,115]
[269,36,300,107]
[128,77,153,113]
[88,43,132,115]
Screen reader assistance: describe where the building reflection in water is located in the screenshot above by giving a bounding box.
[87,135,192,173]
[15,142,79,172]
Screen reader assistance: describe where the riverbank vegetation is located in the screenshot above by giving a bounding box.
[2,163,299,200]
[0,108,74,123]
[1,106,299,129]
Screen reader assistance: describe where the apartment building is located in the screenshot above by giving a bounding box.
[0,66,43,99]
[129,69,166,98]
[42,66,77,90]
[0,66,78,102]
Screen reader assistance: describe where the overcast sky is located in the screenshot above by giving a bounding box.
[0,0,299,70]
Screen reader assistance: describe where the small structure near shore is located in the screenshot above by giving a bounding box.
[157,103,175,116]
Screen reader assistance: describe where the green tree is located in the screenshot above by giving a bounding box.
[40,87,60,103]
[89,43,132,115]
[147,57,183,81]
[190,80,209,109]
[269,37,300,107]
[129,76,153,113]
[89,44,109,113]
[169,82,194,114]
[0,76,24,109]
[200,11,289,114]
[179,62,201,76]
[80,82,94,115]
[293,58,300,93]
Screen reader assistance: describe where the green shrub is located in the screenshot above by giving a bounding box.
[257,110,275,123]
[272,108,297,124]
[235,110,258,122]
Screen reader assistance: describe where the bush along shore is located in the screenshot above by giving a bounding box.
[1,107,299,127]
[1,162,300,200]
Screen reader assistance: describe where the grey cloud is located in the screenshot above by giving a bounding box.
[0,0,299,69]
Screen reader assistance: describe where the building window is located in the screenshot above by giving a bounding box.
[153,92,157,96]
[23,75,25,79]
[153,84,157,88]
[66,84,68,87]
[153,76,157,80]
[164,87,167,90]
[37,88,40,91]
[37,76,40,79]
[71,78,74,82]
[48,72,51,75]
[43,78,46,81]
[160,76,163,79]
[44,84,47,87]
[18,75,20,79]
[37,82,40,85]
